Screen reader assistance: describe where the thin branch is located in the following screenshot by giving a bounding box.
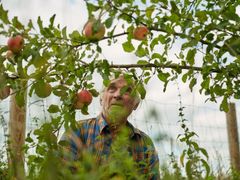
[108,63,221,73]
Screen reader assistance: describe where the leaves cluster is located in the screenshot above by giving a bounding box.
[1,0,240,179]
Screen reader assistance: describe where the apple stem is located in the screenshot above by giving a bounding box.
[98,8,105,20]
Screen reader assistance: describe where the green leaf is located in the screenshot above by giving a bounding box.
[32,54,49,68]
[223,10,240,21]
[151,53,161,60]
[199,148,209,159]
[206,33,214,41]
[48,105,60,113]
[52,85,68,98]
[37,16,43,32]
[202,159,210,178]
[89,89,99,97]
[27,19,34,29]
[182,73,188,83]
[201,77,210,89]
[135,45,147,57]
[49,14,56,28]
[0,5,10,24]
[81,104,89,115]
[97,45,102,53]
[137,60,149,65]
[122,41,135,52]
[157,72,170,82]
[170,1,179,13]
[189,78,197,91]
[15,91,25,107]
[220,97,229,112]
[186,49,196,66]
[185,161,192,179]
[182,40,198,50]
[25,132,33,143]
[86,2,99,12]
[136,83,146,99]
[180,150,186,167]
[195,11,208,22]
[69,30,83,45]
[150,37,159,50]
[12,16,24,30]
[213,84,224,96]
[146,6,154,19]
[105,17,113,28]
[62,26,67,39]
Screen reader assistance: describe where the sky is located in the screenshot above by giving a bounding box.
[1,0,239,172]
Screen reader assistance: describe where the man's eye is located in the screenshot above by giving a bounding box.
[126,87,132,93]
[108,86,116,92]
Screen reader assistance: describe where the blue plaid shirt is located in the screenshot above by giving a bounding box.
[60,115,160,179]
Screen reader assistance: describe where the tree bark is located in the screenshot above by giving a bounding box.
[8,86,27,180]
[226,102,240,171]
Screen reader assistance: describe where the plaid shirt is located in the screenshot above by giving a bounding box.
[60,115,160,179]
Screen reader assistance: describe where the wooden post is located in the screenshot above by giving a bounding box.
[8,87,27,180]
[226,102,240,171]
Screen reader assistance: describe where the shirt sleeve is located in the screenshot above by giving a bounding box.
[148,147,160,180]
[143,136,160,180]
[59,128,84,161]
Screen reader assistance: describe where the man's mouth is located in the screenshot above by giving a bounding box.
[110,102,123,106]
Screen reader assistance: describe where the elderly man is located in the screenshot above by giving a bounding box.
[60,74,160,179]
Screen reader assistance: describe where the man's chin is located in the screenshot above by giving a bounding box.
[107,105,129,123]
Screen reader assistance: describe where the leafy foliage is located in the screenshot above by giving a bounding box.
[0,0,240,179]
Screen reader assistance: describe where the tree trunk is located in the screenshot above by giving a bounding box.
[226,102,240,171]
[8,86,27,180]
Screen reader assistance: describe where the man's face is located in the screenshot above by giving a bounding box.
[101,75,139,124]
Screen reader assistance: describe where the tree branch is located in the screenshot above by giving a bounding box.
[108,63,221,73]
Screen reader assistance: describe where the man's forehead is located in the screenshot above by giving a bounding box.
[108,76,135,87]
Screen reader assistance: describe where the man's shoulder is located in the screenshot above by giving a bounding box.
[132,126,155,145]
[76,117,97,127]
[134,127,150,138]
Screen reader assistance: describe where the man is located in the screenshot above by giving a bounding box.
[60,74,160,179]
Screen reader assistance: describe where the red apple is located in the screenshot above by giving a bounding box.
[0,86,11,100]
[83,19,105,41]
[7,35,24,54]
[74,90,93,109]
[133,26,149,40]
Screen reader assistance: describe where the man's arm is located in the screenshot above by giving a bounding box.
[59,128,85,161]
[143,136,160,180]
[147,147,160,180]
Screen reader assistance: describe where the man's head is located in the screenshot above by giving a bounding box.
[100,74,140,125]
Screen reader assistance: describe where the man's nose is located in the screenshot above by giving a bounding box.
[113,89,122,99]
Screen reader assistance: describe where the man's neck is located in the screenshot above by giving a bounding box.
[101,113,128,137]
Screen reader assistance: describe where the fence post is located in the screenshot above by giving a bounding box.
[226,102,240,171]
[8,86,27,180]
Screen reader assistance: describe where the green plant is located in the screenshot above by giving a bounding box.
[0,0,240,179]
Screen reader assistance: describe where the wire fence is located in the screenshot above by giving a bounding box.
[0,94,239,173]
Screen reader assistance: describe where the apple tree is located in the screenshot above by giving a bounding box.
[0,0,240,179]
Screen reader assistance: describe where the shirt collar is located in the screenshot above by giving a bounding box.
[97,114,141,138]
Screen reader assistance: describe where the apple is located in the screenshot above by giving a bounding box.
[74,90,93,109]
[83,19,105,40]
[35,82,52,98]
[133,26,149,40]
[0,86,11,100]
[7,35,24,54]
